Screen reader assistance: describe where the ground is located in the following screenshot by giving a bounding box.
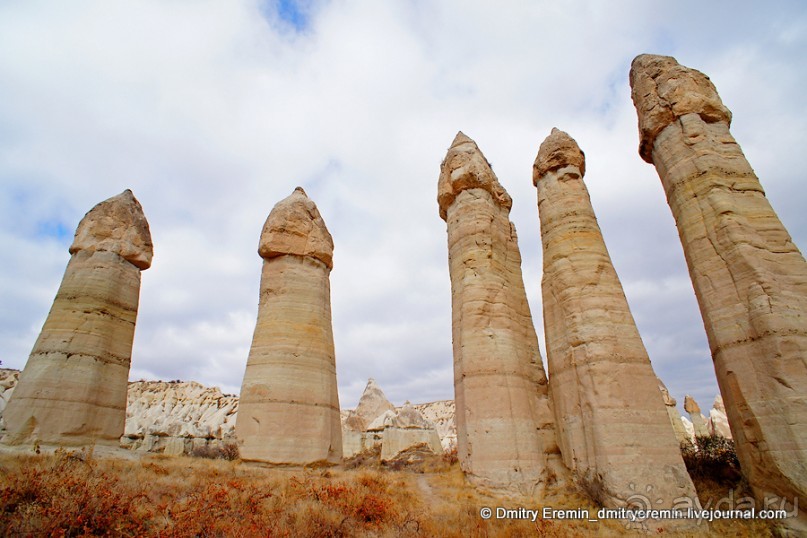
[0,444,776,537]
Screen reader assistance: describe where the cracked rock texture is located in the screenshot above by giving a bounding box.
[631,54,807,531]
[121,381,238,455]
[438,132,563,495]
[235,187,342,465]
[534,129,696,522]
[2,191,152,447]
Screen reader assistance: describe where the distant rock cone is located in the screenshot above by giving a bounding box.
[631,54,807,532]
[235,187,342,465]
[344,378,396,432]
[2,190,153,447]
[438,132,563,495]
[533,129,696,526]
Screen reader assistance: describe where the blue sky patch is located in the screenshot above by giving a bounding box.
[36,220,71,242]
[262,0,310,31]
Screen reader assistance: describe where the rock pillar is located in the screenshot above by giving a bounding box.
[236,187,342,465]
[438,132,561,494]
[2,190,152,447]
[533,129,696,518]
[630,53,807,530]
[683,395,709,438]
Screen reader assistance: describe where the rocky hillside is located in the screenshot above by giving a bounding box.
[0,368,726,456]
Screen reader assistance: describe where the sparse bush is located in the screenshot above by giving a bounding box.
[191,441,240,461]
[681,434,741,483]
[0,441,773,537]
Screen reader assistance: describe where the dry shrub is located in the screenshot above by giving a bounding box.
[681,435,742,484]
[191,441,240,461]
[342,444,382,470]
[0,445,776,537]
[0,448,154,536]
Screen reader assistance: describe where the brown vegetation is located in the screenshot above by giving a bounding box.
[0,445,774,537]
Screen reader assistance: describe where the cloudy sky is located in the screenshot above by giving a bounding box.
[1,1,804,412]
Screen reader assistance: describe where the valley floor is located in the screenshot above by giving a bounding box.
[0,446,775,537]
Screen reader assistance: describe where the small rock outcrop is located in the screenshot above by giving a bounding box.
[709,395,732,439]
[235,187,342,465]
[438,132,562,494]
[683,395,710,438]
[121,381,238,455]
[533,129,696,520]
[379,402,443,461]
[631,54,807,531]
[658,379,690,444]
[343,378,396,432]
[341,379,444,460]
[2,190,152,447]
[0,369,20,436]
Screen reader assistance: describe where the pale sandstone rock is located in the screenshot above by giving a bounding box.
[340,380,445,459]
[684,395,710,438]
[631,54,807,531]
[534,129,696,521]
[380,402,443,461]
[709,395,732,439]
[681,417,695,443]
[343,378,396,432]
[2,190,152,447]
[122,380,238,455]
[0,369,21,434]
[236,187,342,465]
[438,132,563,494]
[658,378,690,444]
[413,400,457,451]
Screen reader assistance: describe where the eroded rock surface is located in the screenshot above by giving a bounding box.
[341,379,444,460]
[121,381,238,455]
[2,190,152,447]
[658,378,690,444]
[438,132,562,494]
[631,54,807,531]
[235,187,342,465]
[534,129,696,522]
[684,395,710,438]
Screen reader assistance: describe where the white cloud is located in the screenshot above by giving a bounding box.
[0,1,804,412]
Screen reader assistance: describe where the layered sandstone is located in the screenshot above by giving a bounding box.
[235,187,342,465]
[631,54,807,530]
[533,129,696,518]
[2,190,152,447]
[438,132,562,494]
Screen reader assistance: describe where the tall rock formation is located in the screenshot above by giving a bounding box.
[438,132,561,494]
[533,129,696,518]
[709,395,732,439]
[657,378,690,444]
[236,187,341,465]
[683,395,709,438]
[2,190,152,447]
[631,54,807,530]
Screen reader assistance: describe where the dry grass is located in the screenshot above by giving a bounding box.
[0,447,777,537]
